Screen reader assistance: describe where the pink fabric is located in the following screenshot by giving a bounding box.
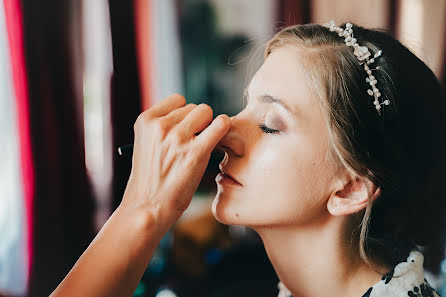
[3,0,34,285]
[134,0,154,110]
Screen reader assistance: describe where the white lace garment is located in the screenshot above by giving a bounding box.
[277,250,440,297]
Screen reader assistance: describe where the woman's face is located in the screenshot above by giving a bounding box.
[212,45,340,228]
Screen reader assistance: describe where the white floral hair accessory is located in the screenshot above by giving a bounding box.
[323,20,390,115]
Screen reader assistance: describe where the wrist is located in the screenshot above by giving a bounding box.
[121,179,185,227]
[115,198,178,238]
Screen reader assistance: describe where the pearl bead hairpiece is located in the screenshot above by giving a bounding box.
[323,20,390,115]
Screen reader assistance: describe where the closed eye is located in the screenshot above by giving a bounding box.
[259,123,280,134]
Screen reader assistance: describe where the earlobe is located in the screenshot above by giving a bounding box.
[327,177,381,216]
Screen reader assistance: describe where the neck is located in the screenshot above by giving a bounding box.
[253,215,388,297]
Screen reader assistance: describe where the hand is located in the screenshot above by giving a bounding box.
[50,94,229,297]
[121,94,230,226]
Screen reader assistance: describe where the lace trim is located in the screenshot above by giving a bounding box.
[277,281,292,297]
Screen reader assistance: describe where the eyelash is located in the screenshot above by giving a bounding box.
[259,122,280,134]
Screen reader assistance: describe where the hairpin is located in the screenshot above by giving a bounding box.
[323,21,390,115]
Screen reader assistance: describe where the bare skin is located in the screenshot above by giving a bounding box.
[213,45,390,297]
[51,46,390,297]
[50,94,231,297]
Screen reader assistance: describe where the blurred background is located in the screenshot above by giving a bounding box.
[1,0,446,296]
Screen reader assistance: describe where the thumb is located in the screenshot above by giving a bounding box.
[194,114,230,156]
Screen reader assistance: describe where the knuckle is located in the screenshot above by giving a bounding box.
[134,112,152,132]
[153,118,169,133]
[198,103,212,113]
[170,129,185,144]
[198,104,213,119]
[171,93,186,104]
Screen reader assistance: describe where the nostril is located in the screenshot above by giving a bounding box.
[214,144,228,152]
[220,145,236,156]
[212,145,226,155]
[220,145,241,158]
[211,146,226,164]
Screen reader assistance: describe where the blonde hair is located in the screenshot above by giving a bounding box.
[264,24,407,270]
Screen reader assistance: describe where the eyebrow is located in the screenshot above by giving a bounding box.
[256,94,297,116]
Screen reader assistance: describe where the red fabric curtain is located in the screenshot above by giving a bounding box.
[277,0,312,27]
[3,0,34,285]
[134,0,154,111]
[19,0,96,295]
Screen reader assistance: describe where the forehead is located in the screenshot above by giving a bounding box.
[247,45,317,116]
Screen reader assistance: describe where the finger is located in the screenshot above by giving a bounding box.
[162,103,197,129]
[194,114,231,156]
[178,104,213,138]
[143,94,186,119]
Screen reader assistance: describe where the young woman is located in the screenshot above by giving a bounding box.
[51,21,446,297]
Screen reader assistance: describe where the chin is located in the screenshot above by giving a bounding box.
[212,192,244,226]
[212,191,266,227]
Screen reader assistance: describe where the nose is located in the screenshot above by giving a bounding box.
[215,115,245,157]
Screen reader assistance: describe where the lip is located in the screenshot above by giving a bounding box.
[216,173,243,187]
[218,165,243,186]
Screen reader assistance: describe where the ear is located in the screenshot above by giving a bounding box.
[327,176,381,216]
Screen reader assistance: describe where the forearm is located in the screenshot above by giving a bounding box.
[50,204,170,297]
[48,94,229,297]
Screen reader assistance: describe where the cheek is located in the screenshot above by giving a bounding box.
[246,142,327,220]
[213,136,333,227]
[251,139,323,193]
